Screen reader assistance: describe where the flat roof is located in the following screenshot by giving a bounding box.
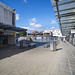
[0,23,27,32]
[50,0,75,35]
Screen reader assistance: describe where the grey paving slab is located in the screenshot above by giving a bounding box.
[72,70,75,75]
[0,41,75,75]
[70,66,75,70]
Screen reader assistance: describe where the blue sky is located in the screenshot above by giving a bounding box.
[0,0,59,32]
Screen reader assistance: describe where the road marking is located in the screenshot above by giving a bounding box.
[63,66,71,75]
[69,49,75,58]
[66,51,73,75]
[66,41,75,58]
[62,42,73,75]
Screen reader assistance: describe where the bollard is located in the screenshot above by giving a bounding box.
[20,40,23,48]
[50,40,57,51]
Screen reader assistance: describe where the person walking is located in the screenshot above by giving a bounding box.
[63,37,65,43]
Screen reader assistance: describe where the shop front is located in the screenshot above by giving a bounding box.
[0,23,27,48]
[0,30,16,47]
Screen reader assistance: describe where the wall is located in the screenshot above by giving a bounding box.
[43,29,62,37]
[8,35,16,45]
[0,2,16,26]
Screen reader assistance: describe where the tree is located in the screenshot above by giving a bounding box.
[16,31,27,37]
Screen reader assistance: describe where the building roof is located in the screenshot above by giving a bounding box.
[50,0,75,35]
[0,23,27,32]
[0,2,15,13]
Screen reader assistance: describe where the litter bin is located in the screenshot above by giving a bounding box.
[50,40,57,51]
[20,40,23,48]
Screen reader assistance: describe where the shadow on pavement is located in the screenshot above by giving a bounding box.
[56,48,63,51]
[0,42,47,60]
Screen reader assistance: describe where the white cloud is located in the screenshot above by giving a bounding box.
[51,27,55,29]
[20,18,42,32]
[22,26,56,32]
[16,14,19,21]
[22,27,35,31]
[24,0,27,3]
[29,18,42,28]
[31,18,37,22]
[34,24,42,28]
[30,23,35,26]
[21,26,43,32]
[30,22,42,28]
[51,20,56,24]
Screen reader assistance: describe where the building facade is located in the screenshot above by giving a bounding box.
[0,2,16,26]
[43,30,53,36]
[0,2,16,47]
[43,29,62,37]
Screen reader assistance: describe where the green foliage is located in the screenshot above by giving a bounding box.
[16,31,27,37]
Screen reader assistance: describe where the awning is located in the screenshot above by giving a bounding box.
[50,0,75,36]
[0,23,27,32]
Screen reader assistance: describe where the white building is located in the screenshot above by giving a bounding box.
[43,29,62,37]
[0,2,16,26]
[0,2,16,46]
[43,30,53,36]
[0,2,27,47]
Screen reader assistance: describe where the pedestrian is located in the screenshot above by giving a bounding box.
[67,38,69,41]
[61,38,63,41]
[63,38,65,43]
[30,38,33,42]
[16,37,18,44]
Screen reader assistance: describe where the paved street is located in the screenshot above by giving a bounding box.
[0,41,75,75]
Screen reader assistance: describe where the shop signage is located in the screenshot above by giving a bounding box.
[3,32,12,35]
[0,31,15,35]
